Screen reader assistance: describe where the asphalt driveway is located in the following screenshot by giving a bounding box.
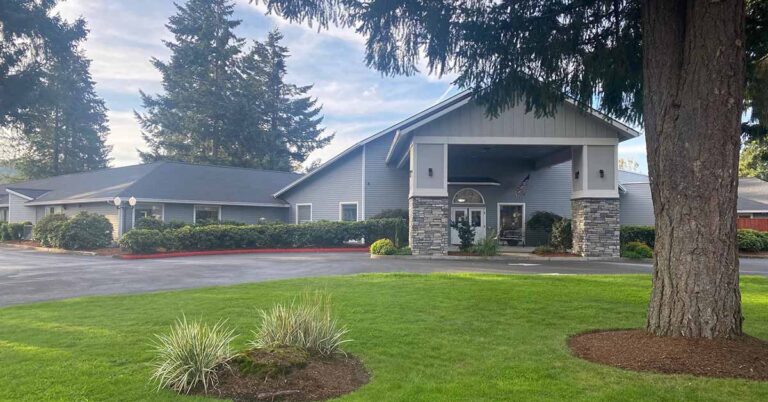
[1,246,767,307]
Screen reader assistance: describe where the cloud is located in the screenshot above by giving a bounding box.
[105,111,144,166]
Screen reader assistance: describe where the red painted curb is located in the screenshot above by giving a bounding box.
[117,247,369,260]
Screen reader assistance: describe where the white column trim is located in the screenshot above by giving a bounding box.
[361,144,366,220]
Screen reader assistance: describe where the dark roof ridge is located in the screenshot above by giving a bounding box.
[156,160,304,176]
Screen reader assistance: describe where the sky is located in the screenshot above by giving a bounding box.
[55,0,649,173]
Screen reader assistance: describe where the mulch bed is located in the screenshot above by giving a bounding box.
[195,353,369,401]
[568,329,768,381]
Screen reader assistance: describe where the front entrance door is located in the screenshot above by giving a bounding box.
[451,207,486,245]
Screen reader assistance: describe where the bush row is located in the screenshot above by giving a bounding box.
[0,222,27,241]
[120,218,408,254]
[620,226,768,253]
[32,212,113,250]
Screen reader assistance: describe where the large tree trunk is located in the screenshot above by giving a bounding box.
[643,0,745,338]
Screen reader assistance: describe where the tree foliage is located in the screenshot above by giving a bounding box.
[1,0,110,179]
[138,0,331,171]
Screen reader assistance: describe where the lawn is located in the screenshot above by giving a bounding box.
[0,273,767,401]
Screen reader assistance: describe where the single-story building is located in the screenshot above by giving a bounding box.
[616,172,768,229]
[0,162,301,239]
[2,90,643,257]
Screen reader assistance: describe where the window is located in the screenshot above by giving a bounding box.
[194,205,220,223]
[452,188,484,205]
[296,204,312,224]
[45,206,63,216]
[0,208,7,222]
[340,203,358,222]
[134,203,163,222]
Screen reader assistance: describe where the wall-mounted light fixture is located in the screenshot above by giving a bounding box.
[599,169,605,178]
[575,171,580,179]
[428,168,433,177]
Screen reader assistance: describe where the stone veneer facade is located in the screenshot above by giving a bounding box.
[409,196,449,255]
[571,198,620,258]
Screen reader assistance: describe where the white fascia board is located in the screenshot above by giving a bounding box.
[25,197,289,208]
[738,210,768,213]
[413,136,619,146]
[25,197,114,206]
[5,189,35,201]
[563,98,642,140]
[571,190,620,199]
[448,182,501,186]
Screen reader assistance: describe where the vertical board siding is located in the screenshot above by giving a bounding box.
[283,149,363,222]
[364,133,410,217]
[737,218,768,231]
[8,194,37,224]
[220,206,288,224]
[412,101,620,140]
[619,183,655,225]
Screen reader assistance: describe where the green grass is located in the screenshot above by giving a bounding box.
[0,273,767,401]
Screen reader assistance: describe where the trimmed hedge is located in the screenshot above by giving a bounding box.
[32,212,113,250]
[370,238,396,255]
[120,218,408,254]
[620,225,655,248]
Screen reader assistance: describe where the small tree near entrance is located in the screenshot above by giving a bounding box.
[450,219,475,252]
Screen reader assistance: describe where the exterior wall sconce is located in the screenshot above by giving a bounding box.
[428,168,433,177]
[575,171,580,179]
[599,169,605,178]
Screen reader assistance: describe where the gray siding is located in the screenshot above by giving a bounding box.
[448,160,572,246]
[412,101,620,140]
[221,205,288,224]
[164,203,194,224]
[283,149,363,222]
[414,143,445,190]
[620,183,655,225]
[0,207,8,222]
[364,133,409,218]
[8,193,36,223]
[587,145,616,190]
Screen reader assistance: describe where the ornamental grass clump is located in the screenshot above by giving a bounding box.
[150,316,236,394]
[250,292,350,356]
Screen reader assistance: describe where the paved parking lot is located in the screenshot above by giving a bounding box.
[1,246,766,306]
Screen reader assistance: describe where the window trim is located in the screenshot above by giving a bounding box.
[193,204,222,224]
[295,203,313,224]
[338,202,359,222]
[132,203,165,227]
[452,188,485,205]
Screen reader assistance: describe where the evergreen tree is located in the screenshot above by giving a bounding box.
[238,30,331,170]
[137,0,243,165]
[1,1,110,179]
[138,2,329,170]
[258,0,768,339]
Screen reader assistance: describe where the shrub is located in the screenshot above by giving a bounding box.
[621,225,655,248]
[550,219,572,251]
[371,209,408,220]
[738,229,764,252]
[472,231,499,256]
[527,211,562,231]
[32,213,69,247]
[757,231,768,251]
[0,222,26,241]
[59,212,113,250]
[450,219,475,251]
[370,238,396,255]
[150,316,236,394]
[135,216,165,230]
[250,292,350,356]
[621,241,654,259]
[119,229,169,254]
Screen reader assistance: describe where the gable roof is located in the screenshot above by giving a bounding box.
[275,89,641,197]
[0,162,302,207]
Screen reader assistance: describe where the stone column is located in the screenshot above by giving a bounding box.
[571,198,620,258]
[409,196,449,256]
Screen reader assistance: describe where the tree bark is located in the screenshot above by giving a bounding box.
[643,0,745,338]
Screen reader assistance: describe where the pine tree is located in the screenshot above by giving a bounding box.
[1,1,110,179]
[138,2,330,171]
[238,30,331,170]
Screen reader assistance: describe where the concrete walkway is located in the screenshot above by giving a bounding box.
[1,246,766,307]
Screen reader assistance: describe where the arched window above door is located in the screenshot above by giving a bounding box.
[453,188,485,205]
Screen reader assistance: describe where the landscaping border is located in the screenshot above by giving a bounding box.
[117,247,370,260]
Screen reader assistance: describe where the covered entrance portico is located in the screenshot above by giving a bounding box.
[384,94,638,257]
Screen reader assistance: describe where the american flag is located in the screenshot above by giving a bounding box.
[515,174,530,196]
